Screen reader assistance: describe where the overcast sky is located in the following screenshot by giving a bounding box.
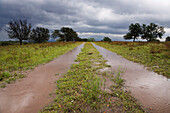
[0,0,170,41]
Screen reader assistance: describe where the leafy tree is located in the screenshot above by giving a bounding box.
[141,23,165,42]
[6,19,31,45]
[88,38,95,42]
[52,27,78,41]
[52,29,60,38]
[75,37,82,41]
[141,24,149,40]
[30,27,50,43]
[166,36,170,41]
[124,23,142,42]
[102,37,111,42]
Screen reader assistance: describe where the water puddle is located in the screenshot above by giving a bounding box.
[93,43,170,113]
[0,43,84,113]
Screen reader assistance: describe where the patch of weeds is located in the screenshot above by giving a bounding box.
[41,43,110,112]
[102,71,107,77]
[98,69,146,112]
[0,72,25,88]
[41,43,146,113]
[0,83,6,88]
[18,74,25,78]
[112,71,124,88]
[106,71,146,113]
[1,72,12,79]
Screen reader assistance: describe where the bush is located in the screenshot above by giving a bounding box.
[166,36,170,42]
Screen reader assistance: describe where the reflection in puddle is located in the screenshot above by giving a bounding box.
[93,43,170,113]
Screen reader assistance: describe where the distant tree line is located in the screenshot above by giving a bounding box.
[6,19,86,45]
[6,19,170,45]
[124,23,166,42]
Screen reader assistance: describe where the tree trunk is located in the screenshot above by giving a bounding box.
[19,39,23,45]
[133,37,136,42]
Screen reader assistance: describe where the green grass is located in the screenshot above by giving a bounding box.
[95,41,170,78]
[0,42,82,87]
[41,42,145,113]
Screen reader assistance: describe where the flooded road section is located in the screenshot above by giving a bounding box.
[93,43,170,113]
[0,44,84,113]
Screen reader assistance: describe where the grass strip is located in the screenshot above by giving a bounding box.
[0,42,82,87]
[41,42,146,113]
[95,42,170,78]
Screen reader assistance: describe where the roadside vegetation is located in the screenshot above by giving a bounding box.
[41,43,145,113]
[95,41,170,78]
[0,41,29,46]
[0,42,82,87]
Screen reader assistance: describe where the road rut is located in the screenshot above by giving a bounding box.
[93,43,170,113]
[0,44,84,113]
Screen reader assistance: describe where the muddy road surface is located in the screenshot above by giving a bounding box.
[0,44,84,113]
[93,43,170,113]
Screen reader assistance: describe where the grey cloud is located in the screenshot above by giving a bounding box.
[0,25,11,41]
[0,0,170,41]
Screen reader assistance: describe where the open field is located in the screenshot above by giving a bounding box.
[1,0,170,112]
[1,41,169,113]
[0,42,82,87]
[41,43,145,113]
[95,41,170,78]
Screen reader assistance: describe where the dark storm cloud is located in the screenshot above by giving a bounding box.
[0,0,82,28]
[0,0,170,41]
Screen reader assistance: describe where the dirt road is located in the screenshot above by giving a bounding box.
[0,44,84,113]
[93,43,170,113]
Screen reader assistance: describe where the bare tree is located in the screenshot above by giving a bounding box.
[6,19,31,45]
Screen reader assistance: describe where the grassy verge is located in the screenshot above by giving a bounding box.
[41,42,145,113]
[95,41,170,78]
[0,42,82,87]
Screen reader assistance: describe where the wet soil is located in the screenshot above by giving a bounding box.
[98,74,113,93]
[93,43,170,113]
[0,44,84,113]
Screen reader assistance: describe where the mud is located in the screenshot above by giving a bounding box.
[0,44,84,113]
[93,43,170,113]
[98,74,113,93]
